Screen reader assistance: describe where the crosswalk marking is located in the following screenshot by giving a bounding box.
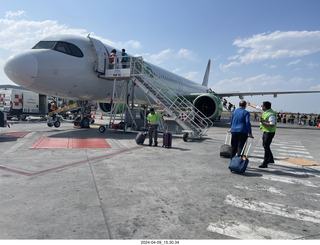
[254,148,310,154]
[208,137,320,239]
[224,194,320,224]
[252,139,314,160]
[234,183,286,196]
[207,220,300,239]
[261,175,320,187]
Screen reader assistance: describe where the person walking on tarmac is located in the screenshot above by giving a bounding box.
[147,108,162,147]
[247,101,276,168]
[230,100,254,159]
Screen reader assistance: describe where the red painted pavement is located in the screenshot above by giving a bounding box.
[30,137,111,149]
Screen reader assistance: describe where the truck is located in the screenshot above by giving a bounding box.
[0,87,47,120]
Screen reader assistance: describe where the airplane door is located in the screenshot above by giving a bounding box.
[88,36,107,73]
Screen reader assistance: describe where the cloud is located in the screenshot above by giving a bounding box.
[0,18,88,52]
[212,74,286,92]
[287,59,301,66]
[220,31,320,70]
[147,49,172,65]
[310,84,320,90]
[177,48,196,60]
[5,10,26,18]
[213,73,318,93]
[0,12,141,54]
[184,71,198,80]
[145,48,196,65]
[306,62,319,69]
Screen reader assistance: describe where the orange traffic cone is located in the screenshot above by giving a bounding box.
[92,110,96,119]
[100,113,103,119]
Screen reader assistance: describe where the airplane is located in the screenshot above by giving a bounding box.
[3,34,320,132]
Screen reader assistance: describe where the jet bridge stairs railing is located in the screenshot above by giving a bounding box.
[100,56,212,140]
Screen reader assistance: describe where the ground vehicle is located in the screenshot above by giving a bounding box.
[0,87,47,120]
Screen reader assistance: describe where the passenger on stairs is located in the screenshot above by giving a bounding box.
[121,49,128,68]
[109,49,117,69]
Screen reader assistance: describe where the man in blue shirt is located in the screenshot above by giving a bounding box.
[230,100,254,159]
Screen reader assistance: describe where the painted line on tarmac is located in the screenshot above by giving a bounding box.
[207,220,300,239]
[224,194,320,224]
[261,175,320,187]
[0,146,142,176]
[233,183,286,196]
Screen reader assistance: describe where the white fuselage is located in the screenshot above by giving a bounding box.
[4,35,207,104]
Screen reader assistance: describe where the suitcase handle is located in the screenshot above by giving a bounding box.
[225,131,231,145]
[240,138,253,157]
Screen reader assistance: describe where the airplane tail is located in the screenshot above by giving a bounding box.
[202,59,211,88]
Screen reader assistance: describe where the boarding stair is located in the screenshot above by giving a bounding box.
[102,57,213,139]
[88,36,212,139]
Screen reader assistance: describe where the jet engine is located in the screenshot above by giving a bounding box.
[99,102,125,113]
[99,102,112,112]
[193,93,223,121]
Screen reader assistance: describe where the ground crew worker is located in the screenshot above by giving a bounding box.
[147,108,162,147]
[50,101,57,112]
[247,101,276,168]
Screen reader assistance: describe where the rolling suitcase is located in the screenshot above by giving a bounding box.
[162,132,172,148]
[229,138,253,174]
[220,132,231,158]
[135,132,147,145]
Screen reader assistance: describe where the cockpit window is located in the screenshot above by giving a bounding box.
[32,41,84,58]
[32,41,56,49]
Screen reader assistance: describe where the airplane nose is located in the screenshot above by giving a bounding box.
[4,52,38,88]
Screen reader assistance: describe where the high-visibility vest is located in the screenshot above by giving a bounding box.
[147,112,162,125]
[50,103,56,111]
[260,109,276,132]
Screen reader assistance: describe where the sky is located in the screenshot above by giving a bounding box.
[0,0,320,113]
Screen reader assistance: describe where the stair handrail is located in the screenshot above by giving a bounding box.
[130,58,213,137]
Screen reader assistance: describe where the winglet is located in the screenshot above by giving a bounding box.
[202,59,211,88]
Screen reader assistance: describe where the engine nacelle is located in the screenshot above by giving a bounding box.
[98,102,125,113]
[193,93,223,121]
[98,102,112,112]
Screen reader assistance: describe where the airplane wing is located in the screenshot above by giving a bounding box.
[213,90,320,99]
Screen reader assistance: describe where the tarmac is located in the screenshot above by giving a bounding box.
[0,117,320,240]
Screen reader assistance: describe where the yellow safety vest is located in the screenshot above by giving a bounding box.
[147,112,162,125]
[260,109,276,132]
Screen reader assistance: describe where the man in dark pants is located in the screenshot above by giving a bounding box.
[230,100,254,159]
[247,101,276,168]
[147,108,162,147]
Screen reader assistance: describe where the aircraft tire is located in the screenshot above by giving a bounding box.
[47,123,53,127]
[80,117,90,128]
[54,121,61,128]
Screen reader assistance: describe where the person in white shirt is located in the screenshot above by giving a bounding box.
[247,101,276,168]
